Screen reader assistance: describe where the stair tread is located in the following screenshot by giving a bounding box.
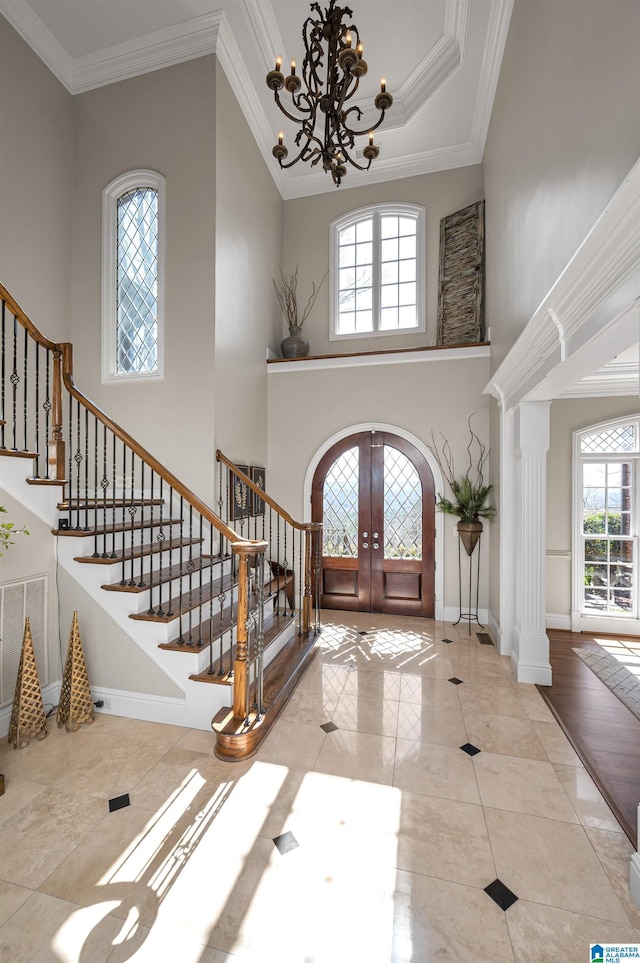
[102,553,221,592]
[74,535,202,565]
[188,612,297,684]
[59,497,165,509]
[0,448,38,459]
[27,477,66,486]
[131,571,294,625]
[54,516,183,538]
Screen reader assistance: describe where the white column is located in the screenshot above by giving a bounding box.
[513,401,552,685]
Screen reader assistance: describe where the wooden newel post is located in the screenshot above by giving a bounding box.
[231,540,268,722]
[48,348,65,480]
[303,529,313,635]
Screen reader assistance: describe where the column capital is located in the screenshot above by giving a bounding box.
[514,400,550,456]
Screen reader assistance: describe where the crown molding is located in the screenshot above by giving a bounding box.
[72,12,223,93]
[0,0,73,89]
[471,0,514,151]
[558,362,640,398]
[238,0,285,75]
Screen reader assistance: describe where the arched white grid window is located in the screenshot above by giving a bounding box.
[573,415,640,627]
[330,203,425,341]
[102,170,165,382]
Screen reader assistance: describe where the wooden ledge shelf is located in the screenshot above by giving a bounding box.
[267,342,490,372]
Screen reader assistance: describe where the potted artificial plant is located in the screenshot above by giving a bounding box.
[431,416,495,555]
[0,506,28,556]
[274,266,327,358]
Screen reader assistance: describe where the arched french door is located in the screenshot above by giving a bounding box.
[312,430,435,617]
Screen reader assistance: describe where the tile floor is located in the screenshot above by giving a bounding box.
[1,611,639,962]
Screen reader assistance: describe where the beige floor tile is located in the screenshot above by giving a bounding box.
[332,692,400,736]
[116,719,190,748]
[463,710,548,760]
[0,880,32,927]
[484,808,630,922]
[393,738,481,804]
[391,870,515,963]
[52,733,170,799]
[256,720,325,770]
[394,791,496,887]
[396,702,468,746]
[105,924,239,962]
[553,763,622,832]
[474,752,579,822]
[130,747,240,812]
[173,728,217,754]
[512,683,555,721]
[450,655,513,687]
[458,682,528,718]
[279,680,345,726]
[313,728,397,784]
[0,777,46,827]
[507,899,640,963]
[533,719,584,766]
[586,826,640,929]
[341,667,403,701]
[0,788,107,888]
[399,673,461,708]
[0,890,124,963]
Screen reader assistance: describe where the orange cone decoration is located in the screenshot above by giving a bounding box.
[8,618,48,749]
[57,611,95,733]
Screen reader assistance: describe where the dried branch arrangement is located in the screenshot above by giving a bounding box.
[273,267,328,329]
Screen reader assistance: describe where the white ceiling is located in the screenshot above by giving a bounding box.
[0,0,514,199]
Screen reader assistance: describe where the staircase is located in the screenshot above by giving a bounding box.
[0,284,322,759]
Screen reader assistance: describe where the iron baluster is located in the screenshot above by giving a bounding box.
[298,529,303,634]
[128,449,137,586]
[166,487,174,617]
[178,495,185,643]
[67,392,74,528]
[34,344,40,477]
[197,514,203,646]
[83,407,89,530]
[75,398,82,530]
[186,503,194,644]
[276,513,281,614]
[11,313,18,450]
[43,349,51,478]
[156,476,165,616]
[208,523,214,662]
[99,422,109,557]
[147,469,155,613]
[314,528,321,632]
[138,462,146,587]
[120,444,127,585]
[92,416,100,556]
[23,326,28,453]
[256,554,265,717]
[110,434,117,557]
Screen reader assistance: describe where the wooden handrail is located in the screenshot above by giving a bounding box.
[1,283,263,556]
[216,450,322,533]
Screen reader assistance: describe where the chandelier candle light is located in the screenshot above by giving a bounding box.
[266,0,393,187]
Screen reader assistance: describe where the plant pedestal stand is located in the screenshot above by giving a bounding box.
[454,532,482,635]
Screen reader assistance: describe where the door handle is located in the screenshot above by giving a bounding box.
[373,542,379,549]
[373,532,379,538]
[363,531,368,538]
[362,542,368,549]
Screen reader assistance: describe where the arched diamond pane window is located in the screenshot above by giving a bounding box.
[117,188,158,374]
[384,447,422,559]
[102,170,164,382]
[323,447,359,557]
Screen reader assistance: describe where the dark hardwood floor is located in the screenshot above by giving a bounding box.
[538,629,640,847]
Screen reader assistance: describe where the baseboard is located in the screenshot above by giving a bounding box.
[89,685,186,726]
[546,613,572,630]
[630,852,640,909]
[442,606,489,626]
[0,680,61,739]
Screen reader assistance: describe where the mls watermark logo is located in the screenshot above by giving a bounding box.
[591,944,640,962]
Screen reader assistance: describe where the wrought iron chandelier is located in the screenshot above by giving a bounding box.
[266,0,393,187]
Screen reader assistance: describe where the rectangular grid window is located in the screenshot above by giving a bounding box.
[380,215,417,330]
[334,206,422,339]
[582,461,634,614]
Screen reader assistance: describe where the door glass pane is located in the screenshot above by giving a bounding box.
[383,447,422,559]
[323,447,359,557]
